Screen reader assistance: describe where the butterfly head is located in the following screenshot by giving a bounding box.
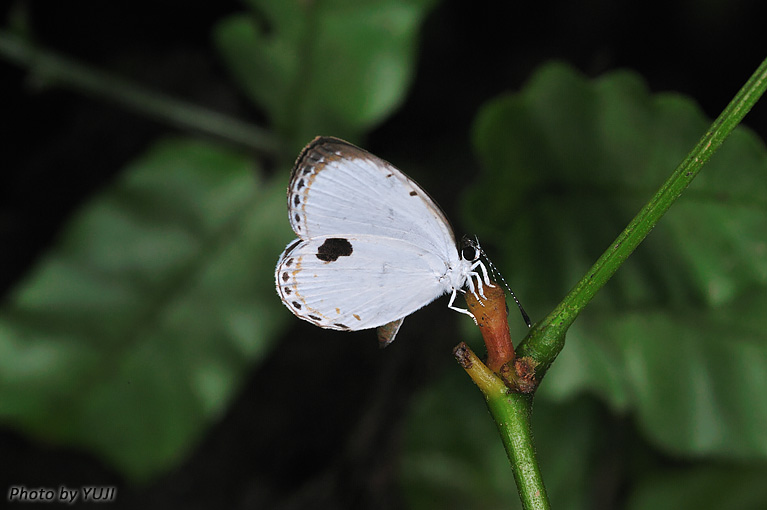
[459,235,483,263]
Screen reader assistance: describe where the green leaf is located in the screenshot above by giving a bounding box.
[213,0,437,149]
[0,138,295,482]
[467,62,767,459]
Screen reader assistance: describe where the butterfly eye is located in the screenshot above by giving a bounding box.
[461,245,478,261]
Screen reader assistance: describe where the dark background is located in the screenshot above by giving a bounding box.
[2,1,766,508]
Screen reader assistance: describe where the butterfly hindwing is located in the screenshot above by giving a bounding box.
[276,234,451,330]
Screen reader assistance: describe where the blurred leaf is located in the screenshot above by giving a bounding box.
[627,463,767,510]
[213,0,438,150]
[466,62,767,459]
[401,367,604,510]
[401,369,517,510]
[0,138,295,482]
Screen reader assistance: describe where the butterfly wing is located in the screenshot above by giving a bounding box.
[275,235,452,331]
[288,137,458,258]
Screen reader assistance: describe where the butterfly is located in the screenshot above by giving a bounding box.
[275,136,492,345]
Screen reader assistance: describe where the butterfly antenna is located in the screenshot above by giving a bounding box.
[475,237,532,328]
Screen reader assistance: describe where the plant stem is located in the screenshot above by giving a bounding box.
[486,393,547,510]
[465,282,516,372]
[517,56,767,376]
[454,344,550,510]
[0,30,283,155]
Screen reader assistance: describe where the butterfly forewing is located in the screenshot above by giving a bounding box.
[288,137,457,257]
[276,235,452,330]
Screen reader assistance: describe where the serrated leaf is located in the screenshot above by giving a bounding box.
[213,0,437,149]
[466,62,767,459]
[0,138,295,482]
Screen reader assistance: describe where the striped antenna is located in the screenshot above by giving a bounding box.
[472,236,531,328]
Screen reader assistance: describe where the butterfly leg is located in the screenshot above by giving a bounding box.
[471,260,494,288]
[465,272,483,301]
[447,288,478,325]
[466,260,495,302]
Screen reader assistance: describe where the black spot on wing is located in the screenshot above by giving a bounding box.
[316,238,353,262]
[287,239,301,251]
[409,191,417,196]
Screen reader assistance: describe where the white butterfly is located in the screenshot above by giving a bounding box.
[275,137,492,345]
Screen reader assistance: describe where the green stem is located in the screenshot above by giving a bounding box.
[455,344,550,509]
[487,392,548,510]
[0,30,283,155]
[517,56,767,376]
